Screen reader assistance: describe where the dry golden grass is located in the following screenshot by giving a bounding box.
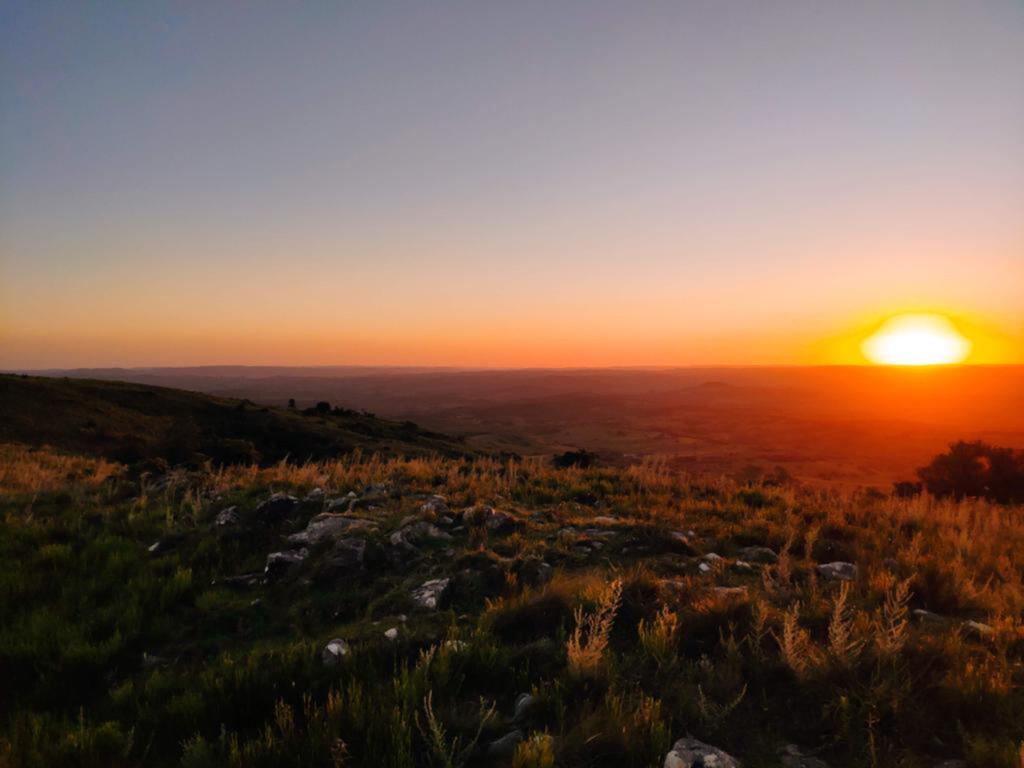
[0,443,122,494]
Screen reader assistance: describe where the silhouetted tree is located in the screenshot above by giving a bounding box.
[315,401,331,414]
[287,398,296,409]
[892,480,922,499]
[917,440,1024,503]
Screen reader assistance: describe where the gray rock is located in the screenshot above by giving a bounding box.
[215,506,240,526]
[327,495,356,512]
[411,578,451,609]
[325,538,368,571]
[321,638,349,666]
[664,737,740,768]
[305,487,325,502]
[780,744,830,768]
[384,627,399,641]
[666,531,697,554]
[698,563,712,573]
[484,508,516,533]
[702,553,724,563]
[220,572,262,589]
[738,546,778,564]
[287,514,377,547]
[817,562,857,581]
[420,496,450,516]
[390,521,452,550]
[912,609,947,627]
[513,692,535,722]
[255,493,299,521]
[487,729,524,759]
[963,620,994,639]
[265,548,308,579]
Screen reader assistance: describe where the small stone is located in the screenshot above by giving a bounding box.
[215,506,240,526]
[817,562,857,581]
[384,627,399,641]
[287,514,377,547]
[321,638,349,666]
[513,693,535,722]
[698,563,712,573]
[411,578,451,610]
[963,620,994,639]
[487,730,524,759]
[780,744,831,768]
[912,609,946,627]
[305,487,325,502]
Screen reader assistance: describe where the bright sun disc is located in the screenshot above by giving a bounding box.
[861,314,971,366]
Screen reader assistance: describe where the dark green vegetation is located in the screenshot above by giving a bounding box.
[3,443,1024,767]
[0,375,468,466]
[914,440,1024,504]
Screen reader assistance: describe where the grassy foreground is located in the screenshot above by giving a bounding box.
[2,444,1023,767]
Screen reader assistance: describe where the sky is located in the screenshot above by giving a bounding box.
[1,1,1022,368]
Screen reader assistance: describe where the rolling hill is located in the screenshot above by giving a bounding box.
[0,374,471,465]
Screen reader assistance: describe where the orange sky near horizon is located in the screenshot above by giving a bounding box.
[1,3,1022,369]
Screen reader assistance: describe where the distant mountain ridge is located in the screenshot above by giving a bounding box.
[0,374,471,466]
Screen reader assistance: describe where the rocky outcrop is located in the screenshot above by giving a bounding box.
[265,548,308,579]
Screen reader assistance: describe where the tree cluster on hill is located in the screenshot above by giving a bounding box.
[910,440,1024,504]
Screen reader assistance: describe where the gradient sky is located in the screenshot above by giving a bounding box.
[1,1,1022,368]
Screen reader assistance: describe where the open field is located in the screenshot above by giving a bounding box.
[3,441,1024,767]
[30,366,1024,489]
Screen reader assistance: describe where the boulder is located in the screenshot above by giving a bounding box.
[327,493,357,512]
[255,493,299,521]
[487,730,524,759]
[664,737,740,768]
[817,562,857,581]
[287,514,377,547]
[321,638,349,666]
[666,531,697,555]
[411,578,451,609]
[264,548,308,580]
[305,487,325,502]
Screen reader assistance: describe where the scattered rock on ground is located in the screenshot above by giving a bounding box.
[255,493,299,521]
[487,729,524,759]
[664,737,740,768]
[513,692,535,722]
[390,521,452,550]
[321,638,349,666]
[963,620,994,639]
[420,496,449,516]
[912,609,946,627]
[781,744,831,767]
[265,548,308,579]
[411,578,451,609]
[384,627,399,641]
[305,487,324,502]
[287,513,377,547]
[817,562,857,581]
[215,506,240,526]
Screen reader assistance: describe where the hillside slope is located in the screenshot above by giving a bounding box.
[0,374,470,465]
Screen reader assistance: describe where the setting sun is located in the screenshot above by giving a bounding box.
[862,313,972,366]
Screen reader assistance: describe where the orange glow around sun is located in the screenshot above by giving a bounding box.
[861,313,972,366]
